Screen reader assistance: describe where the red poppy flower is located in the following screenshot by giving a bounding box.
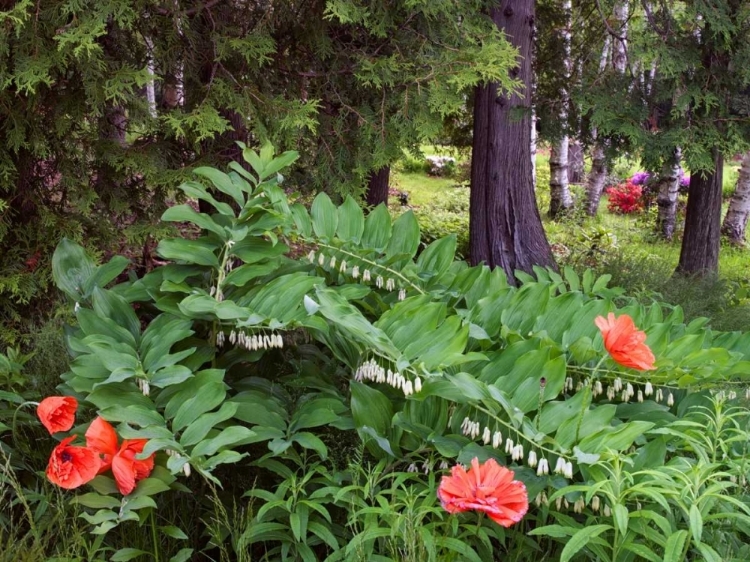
[437,458,528,527]
[37,396,78,434]
[112,439,155,495]
[46,436,100,489]
[85,417,119,473]
[595,313,656,371]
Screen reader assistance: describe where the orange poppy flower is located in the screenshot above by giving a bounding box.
[437,457,528,527]
[112,439,155,495]
[85,417,119,473]
[595,313,656,371]
[37,396,78,434]
[46,436,100,489]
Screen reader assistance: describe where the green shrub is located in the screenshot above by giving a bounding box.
[397,155,430,175]
[18,146,750,560]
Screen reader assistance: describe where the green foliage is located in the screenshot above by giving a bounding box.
[0,0,521,346]
[532,397,750,562]
[26,148,750,559]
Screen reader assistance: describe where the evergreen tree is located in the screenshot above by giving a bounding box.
[470,0,557,282]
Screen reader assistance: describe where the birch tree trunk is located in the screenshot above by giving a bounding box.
[583,36,611,215]
[548,0,573,218]
[655,148,681,240]
[584,2,628,215]
[144,36,157,118]
[721,152,750,245]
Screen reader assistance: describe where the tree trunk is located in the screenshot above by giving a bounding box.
[144,35,157,118]
[549,140,572,217]
[568,140,584,183]
[584,3,627,216]
[584,145,608,215]
[655,148,681,240]
[530,107,537,190]
[721,152,750,245]
[469,0,556,283]
[583,36,610,215]
[676,151,723,276]
[365,166,390,207]
[548,0,573,218]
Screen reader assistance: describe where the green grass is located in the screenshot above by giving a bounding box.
[393,151,750,330]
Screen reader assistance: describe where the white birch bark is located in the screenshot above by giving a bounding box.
[655,148,682,240]
[144,35,157,117]
[548,0,573,217]
[721,152,750,244]
[584,2,628,216]
[584,36,611,215]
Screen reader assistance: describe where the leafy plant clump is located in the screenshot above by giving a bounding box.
[12,146,750,560]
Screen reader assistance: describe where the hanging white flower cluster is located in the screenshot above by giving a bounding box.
[165,449,191,477]
[216,329,284,350]
[353,359,421,396]
[308,250,407,300]
[137,378,150,397]
[714,389,739,401]
[209,285,224,302]
[534,491,549,506]
[554,457,574,478]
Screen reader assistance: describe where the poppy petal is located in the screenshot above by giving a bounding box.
[37,396,78,434]
[85,417,119,473]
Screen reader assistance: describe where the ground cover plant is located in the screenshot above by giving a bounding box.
[2,148,749,561]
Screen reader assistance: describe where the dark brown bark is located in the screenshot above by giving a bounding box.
[95,21,128,204]
[365,166,390,207]
[469,0,556,283]
[676,152,723,276]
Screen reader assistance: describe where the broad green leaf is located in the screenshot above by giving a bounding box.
[162,204,227,238]
[258,150,299,181]
[336,196,364,242]
[578,421,654,453]
[613,504,628,536]
[311,192,338,241]
[87,255,130,293]
[180,402,239,447]
[99,405,165,428]
[416,235,456,277]
[170,549,194,562]
[292,432,328,459]
[72,493,121,509]
[191,426,255,457]
[560,525,611,562]
[362,204,392,250]
[157,238,219,267]
[689,504,703,543]
[385,210,419,259]
[52,238,96,300]
[351,382,392,437]
[180,181,234,215]
[290,203,312,238]
[111,548,150,561]
[92,287,141,342]
[194,167,244,207]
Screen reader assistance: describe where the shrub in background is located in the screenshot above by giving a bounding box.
[607,181,644,214]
